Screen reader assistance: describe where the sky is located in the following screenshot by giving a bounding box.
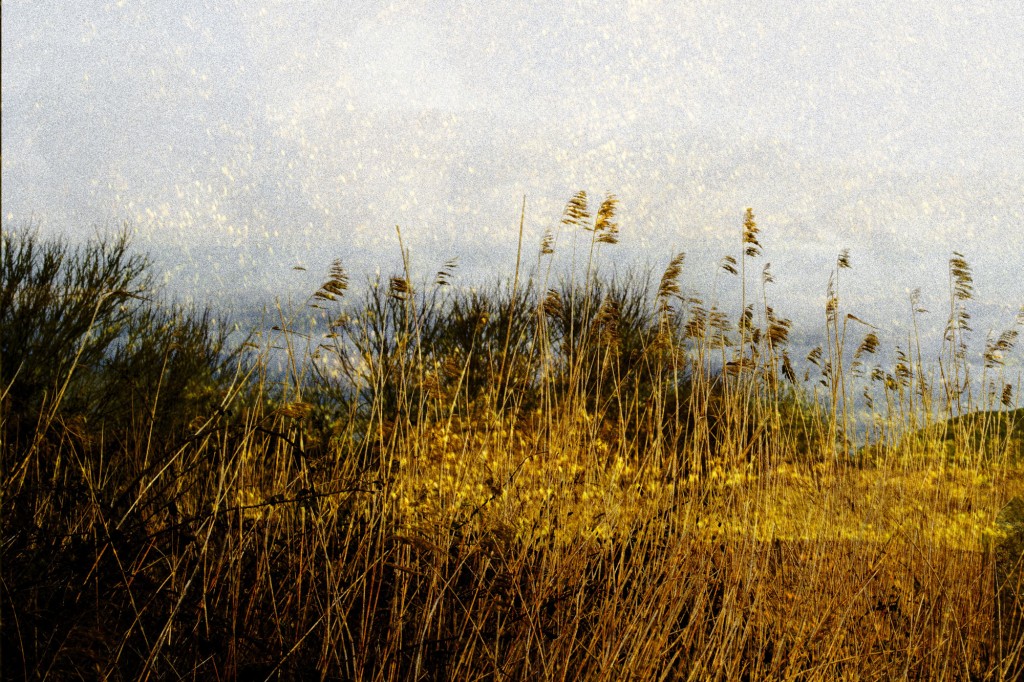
[3,0,1023,360]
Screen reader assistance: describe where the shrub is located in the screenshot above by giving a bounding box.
[1,226,236,545]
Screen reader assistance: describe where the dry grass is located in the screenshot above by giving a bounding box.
[2,199,1023,680]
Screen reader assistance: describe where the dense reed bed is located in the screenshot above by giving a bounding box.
[2,196,1022,680]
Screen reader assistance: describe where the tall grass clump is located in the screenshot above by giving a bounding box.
[2,198,1022,680]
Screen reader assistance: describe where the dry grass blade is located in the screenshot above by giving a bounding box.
[846,313,875,328]
[911,288,929,314]
[724,355,756,375]
[720,255,738,276]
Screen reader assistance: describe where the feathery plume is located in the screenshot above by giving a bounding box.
[854,332,880,359]
[313,259,349,302]
[542,288,564,320]
[594,193,620,245]
[389,276,412,300]
[742,207,761,258]
[561,190,591,229]
[435,257,458,287]
[837,249,851,270]
[781,352,797,383]
[657,252,686,309]
[540,228,555,256]
[949,252,974,302]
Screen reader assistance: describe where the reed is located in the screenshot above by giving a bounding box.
[1,201,1021,680]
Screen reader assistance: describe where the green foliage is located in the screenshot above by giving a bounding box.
[1,229,149,439]
[1,228,229,462]
[0,228,237,547]
[901,408,1024,466]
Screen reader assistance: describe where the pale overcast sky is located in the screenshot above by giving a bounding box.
[3,0,1022,347]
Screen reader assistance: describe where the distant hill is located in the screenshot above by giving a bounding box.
[866,408,1024,465]
[937,408,1024,463]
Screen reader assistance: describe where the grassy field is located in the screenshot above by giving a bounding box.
[2,198,1022,680]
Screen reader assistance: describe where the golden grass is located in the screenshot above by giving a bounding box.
[3,199,1023,679]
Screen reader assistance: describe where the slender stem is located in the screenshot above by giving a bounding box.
[499,196,527,408]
